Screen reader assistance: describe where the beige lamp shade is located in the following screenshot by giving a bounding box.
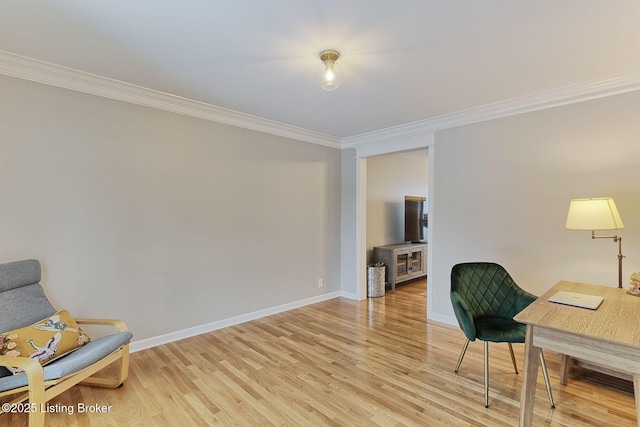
[565,197,624,231]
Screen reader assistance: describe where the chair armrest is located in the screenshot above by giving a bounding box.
[450,291,477,341]
[514,289,538,313]
[0,355,44,395]
[0,355,47,425]
[0,355,43,375]
[74,318,129,332]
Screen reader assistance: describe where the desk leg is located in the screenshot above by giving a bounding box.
[634,374,640,427]
[519,324,540,427]
[559,354,569,386]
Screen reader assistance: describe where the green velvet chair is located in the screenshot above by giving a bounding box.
[450,262,554,408]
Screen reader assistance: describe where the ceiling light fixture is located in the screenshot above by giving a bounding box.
[319,50,342,92]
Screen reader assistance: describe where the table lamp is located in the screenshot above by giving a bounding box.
[565,197,625,288]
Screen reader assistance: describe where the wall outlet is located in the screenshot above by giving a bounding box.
[318,278,324,288]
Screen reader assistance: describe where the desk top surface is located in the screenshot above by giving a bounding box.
[514,280,640,347]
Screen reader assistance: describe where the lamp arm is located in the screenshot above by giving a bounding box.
[590,230,617,241]
[590,231,625,288]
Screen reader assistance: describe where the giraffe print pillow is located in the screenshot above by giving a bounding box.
[0,310,91,374]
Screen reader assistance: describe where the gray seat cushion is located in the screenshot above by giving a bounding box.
[0,284,56,332]
[0,331,133,393]
[0,259,56,332]
[0,259,41,293]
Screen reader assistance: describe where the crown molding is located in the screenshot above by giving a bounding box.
[3,50,640,152]
[0,50,342,149]
[343,72,640,151]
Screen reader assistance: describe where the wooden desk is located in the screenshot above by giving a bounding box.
[514,281,640,427]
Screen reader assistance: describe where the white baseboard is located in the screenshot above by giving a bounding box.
[130,291,342,353]
[427,312,458,327]
[338,290,361,300]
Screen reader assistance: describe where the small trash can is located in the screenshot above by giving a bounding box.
[367,263,386,298]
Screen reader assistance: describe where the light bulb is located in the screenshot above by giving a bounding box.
[325,62,335,81]
[318,50,342,91]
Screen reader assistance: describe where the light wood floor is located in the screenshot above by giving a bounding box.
[1,279,637,426]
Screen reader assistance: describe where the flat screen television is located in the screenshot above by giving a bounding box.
[404,196,427,243]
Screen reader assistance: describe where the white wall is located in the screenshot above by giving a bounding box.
[366,151,429,261]
[430,90,640,324]
[340,149,359,299]
[0,75,342,342]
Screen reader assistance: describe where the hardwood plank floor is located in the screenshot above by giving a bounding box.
[1,279,636,426]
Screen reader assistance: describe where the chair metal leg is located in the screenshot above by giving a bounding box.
[508,342,518,374]
[484,341,489,408]
[454,339,470,372]
[539,350,555,408]
[457,339,542,409]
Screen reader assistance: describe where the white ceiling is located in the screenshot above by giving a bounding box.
[2,1,640,140]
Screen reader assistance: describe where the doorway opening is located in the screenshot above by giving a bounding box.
[355,144,434,319]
